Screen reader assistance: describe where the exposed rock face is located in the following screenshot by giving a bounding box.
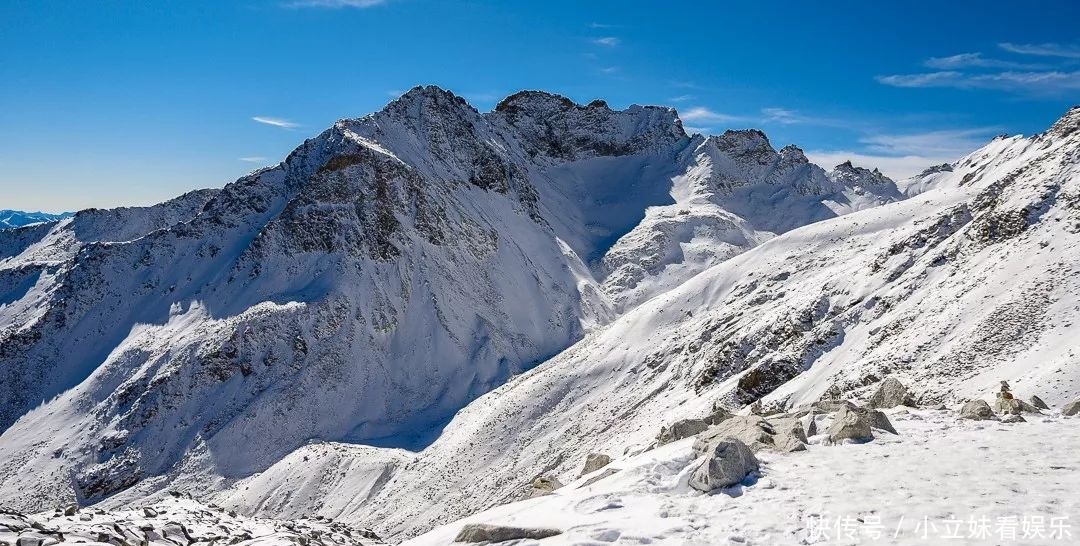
[688,439,759,492]
[827,406,874,443]
[867,377,915,409]
[454,523,560,543]
[579,453,612,476]
[960,400,996,420]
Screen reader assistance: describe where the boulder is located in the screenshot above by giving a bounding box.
[578,453,611,477]
[827,406,874,443]
[1064,399,1080,416]
[959,399,996,420]
[142,507,158,518]
[1002,414,1026,423]
[865,409,897,434]
[688,439,759,492]
[994,394,1021,415]
[454,523,561,543]
[693,415,777,454]
[526,476,563,498]
[656,418,709,446]
[1030,395,1050,410]
[867,377,915,409]
[764,416,809,452]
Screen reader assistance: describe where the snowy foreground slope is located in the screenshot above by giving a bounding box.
[406,407,1080,545]
[204,106,1080,541]
[0,87,898,513]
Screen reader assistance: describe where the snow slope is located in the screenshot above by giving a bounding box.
[406,406,1080,546]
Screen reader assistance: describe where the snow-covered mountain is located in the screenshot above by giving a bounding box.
[0,210,72,229]
[5,87,1074,544]
[216,105,1078,540]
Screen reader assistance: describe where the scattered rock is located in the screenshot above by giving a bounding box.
[1064,399,1080,416]
[61,505,77,517]
[694,416,778,454]
[527,476,563,498]
[865,409,897,434]
[1030,395,1050,410]
[827,406,874,443]
[453,523,561,543]
[959,399,996,420]
[1002,414,1026,423]
[656,418,710,446]
[798,413,817,437]
[867,377,915,409]
[688,439,759,492]
[142,508,157,518]
[579,453,611,477]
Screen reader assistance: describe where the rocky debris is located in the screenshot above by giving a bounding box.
[1030,395,1050,410]
[960,399,996,420]
[1064,399,1080,416]
[688,439,760,493]
[826,406,874,443]
[867,377,916,409]
[0,498,383,546]
[578,453,612,477]
[1002,414,1027,424]
[453,523,561,543]
[865,409,898,435]
[527,476,563,498]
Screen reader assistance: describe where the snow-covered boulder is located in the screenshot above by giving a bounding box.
[526,476,563,498]
[688,439,759,492]
[656,418,710,446]
[959,400,996,420]
[867,377,915,409]
[694,414,806,454]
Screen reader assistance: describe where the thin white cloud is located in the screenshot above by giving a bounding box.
[284,0,386,8]
[876,70,1080,94]
[252,116,300,129]
[239,156,269,163]
[667,94,694,103]
[590,22,616,29]
[761,107,802,125]
[592,37,620,47]
[806,126,999,179]
[599,66,619,74]
[999,42,1080,59]
[859,127,1000,157]
[925,52,1045,70]
[679,107,749,124]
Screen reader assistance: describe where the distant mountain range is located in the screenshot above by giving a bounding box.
[0,209,72,229]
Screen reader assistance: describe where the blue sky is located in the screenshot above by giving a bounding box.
[1,0,1077,212]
